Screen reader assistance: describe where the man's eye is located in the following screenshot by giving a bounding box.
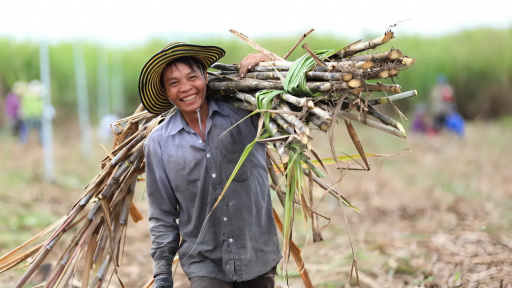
[189,75,197,80]
[169,82,178,86]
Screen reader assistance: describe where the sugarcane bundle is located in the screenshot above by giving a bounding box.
[0,28,417,288]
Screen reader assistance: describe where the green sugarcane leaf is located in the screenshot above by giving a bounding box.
[255,89,284,132]
[284,50,334,96]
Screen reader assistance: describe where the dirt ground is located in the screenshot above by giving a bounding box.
[1,119,511,288]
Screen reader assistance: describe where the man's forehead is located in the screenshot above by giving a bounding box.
[163,63,200,78]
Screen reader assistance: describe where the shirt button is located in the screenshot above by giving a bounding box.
[207,153,211,158]
[229,238,233,243]
[223,217,227,221]
[199,140,202,143]
[212,173,216,178]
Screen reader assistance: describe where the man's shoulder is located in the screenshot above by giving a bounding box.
[144,114,177,151]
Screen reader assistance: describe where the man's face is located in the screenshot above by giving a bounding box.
[162,62,207,113]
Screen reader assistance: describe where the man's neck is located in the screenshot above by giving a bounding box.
[181,101,209,139]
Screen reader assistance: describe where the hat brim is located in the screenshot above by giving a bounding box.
[139,43,225,114]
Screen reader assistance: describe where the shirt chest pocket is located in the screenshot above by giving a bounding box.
[216,130,251,183]
[165,151,203,186]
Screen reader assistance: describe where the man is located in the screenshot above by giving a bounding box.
[139,42,281,288]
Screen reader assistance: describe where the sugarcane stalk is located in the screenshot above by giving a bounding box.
[314,61,373,72]
[233,92,257,105]
[209,79,358,94]
[344,49,403,62]
[82,231,99,288]
[100,147,143,199]
[14,204,86,285]
[267,121,290,164]
[228,99,257,111]
[308,114,330,131]
[280,93,312,108]
[88,255,112,288]
[330,31,394,59]
[213,61,369,75]
[365,105,402,131]
[92,227,108,266]
[368,90,417,105]
[120,181,137,225]
[213,63,355,81]
[310,107,332,122]
[257,61,293,67]
[336,110,406,138]
[209,78,283,92]
[277,101,309,138]
[284,28,314,59]
[13,231,64,288]
[241,71,354,82]
[362,82,402,93]
[229,30,285,61]
[271,114,295,135]
[302,43,326,66]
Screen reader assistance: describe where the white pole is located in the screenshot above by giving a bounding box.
[97,47,110,123]
[112,53,125,115]
[73,44,93,157]
[40,40,55,183]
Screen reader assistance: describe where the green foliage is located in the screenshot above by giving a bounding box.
[284,49,333,96]
[1,27,511,120]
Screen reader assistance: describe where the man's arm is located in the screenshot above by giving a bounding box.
[144,138,180,278]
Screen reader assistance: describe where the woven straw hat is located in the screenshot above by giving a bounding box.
[138,42,225,114]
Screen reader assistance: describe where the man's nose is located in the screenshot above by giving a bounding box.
[179,80,192,92]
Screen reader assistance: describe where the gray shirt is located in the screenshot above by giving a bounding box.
[144,100,281,282]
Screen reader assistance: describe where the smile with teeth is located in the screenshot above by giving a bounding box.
[181,94,197,102]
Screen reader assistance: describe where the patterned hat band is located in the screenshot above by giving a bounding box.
[138,43,225,114]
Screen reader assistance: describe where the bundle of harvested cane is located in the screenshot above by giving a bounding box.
[0,28,416,288]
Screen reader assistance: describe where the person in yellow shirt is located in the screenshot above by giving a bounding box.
[19,80,43,145]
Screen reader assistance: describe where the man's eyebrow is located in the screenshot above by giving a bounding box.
[164,68,201,82]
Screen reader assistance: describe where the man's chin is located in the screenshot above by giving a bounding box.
[177,104,201,114]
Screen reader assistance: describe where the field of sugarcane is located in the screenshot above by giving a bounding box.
[0,27,511,121]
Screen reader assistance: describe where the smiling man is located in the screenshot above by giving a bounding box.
[139,43,281,288]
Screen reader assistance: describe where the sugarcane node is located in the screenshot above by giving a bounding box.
[347,79,362,88]
[389,68,399,77]
[378,70,390,79]
[382,31,394,43]
[361,61,374,69]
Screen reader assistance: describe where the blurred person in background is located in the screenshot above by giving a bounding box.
[410,102,435,135]
[98,112,120,144]
[429,74,455,133]
[19,80,44,145]
[444,103,465,138]
[4,81,25,136]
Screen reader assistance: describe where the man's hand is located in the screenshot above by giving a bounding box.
[238,53,271,78]
[154,274,173,288]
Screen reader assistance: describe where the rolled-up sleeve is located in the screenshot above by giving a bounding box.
[144,136,180,276]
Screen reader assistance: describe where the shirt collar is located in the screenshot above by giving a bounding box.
[168,99,229,136]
